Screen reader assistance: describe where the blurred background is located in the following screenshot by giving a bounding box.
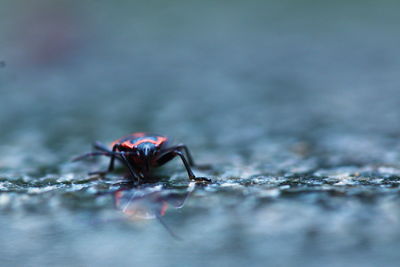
[1,0,400,266]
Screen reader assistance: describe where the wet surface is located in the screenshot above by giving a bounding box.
[1,0,400,266]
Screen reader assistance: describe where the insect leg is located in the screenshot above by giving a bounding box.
[106,144,118,172]
[157,150,210,182]
[89,144,120,175]
[174,144,195,166]
[93,141,111,152]
[174,151,195,179]
[165,144,211,170]
[120,152,142,183]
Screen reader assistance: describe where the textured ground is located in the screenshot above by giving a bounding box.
[1,1,400,266]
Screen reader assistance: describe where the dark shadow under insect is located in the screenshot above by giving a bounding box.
[72,132,211,185]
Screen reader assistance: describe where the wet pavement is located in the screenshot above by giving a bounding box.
[1,1,400,266]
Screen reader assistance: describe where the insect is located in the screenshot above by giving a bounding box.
[73,132,211,184]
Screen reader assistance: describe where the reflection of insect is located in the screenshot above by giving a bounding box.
[113,182,197,239]
[73,132,211,184]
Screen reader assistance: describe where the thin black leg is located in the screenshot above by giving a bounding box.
[174,151,195,179]
[89,144,120,176]
[159,145,212,171]
[107,144,118,172]
[156,150,211,182]
[72,141,114,162]
[120,152,142,183]
[73,145,143,182]
[93,141,111,152]
[175,144,195,166]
